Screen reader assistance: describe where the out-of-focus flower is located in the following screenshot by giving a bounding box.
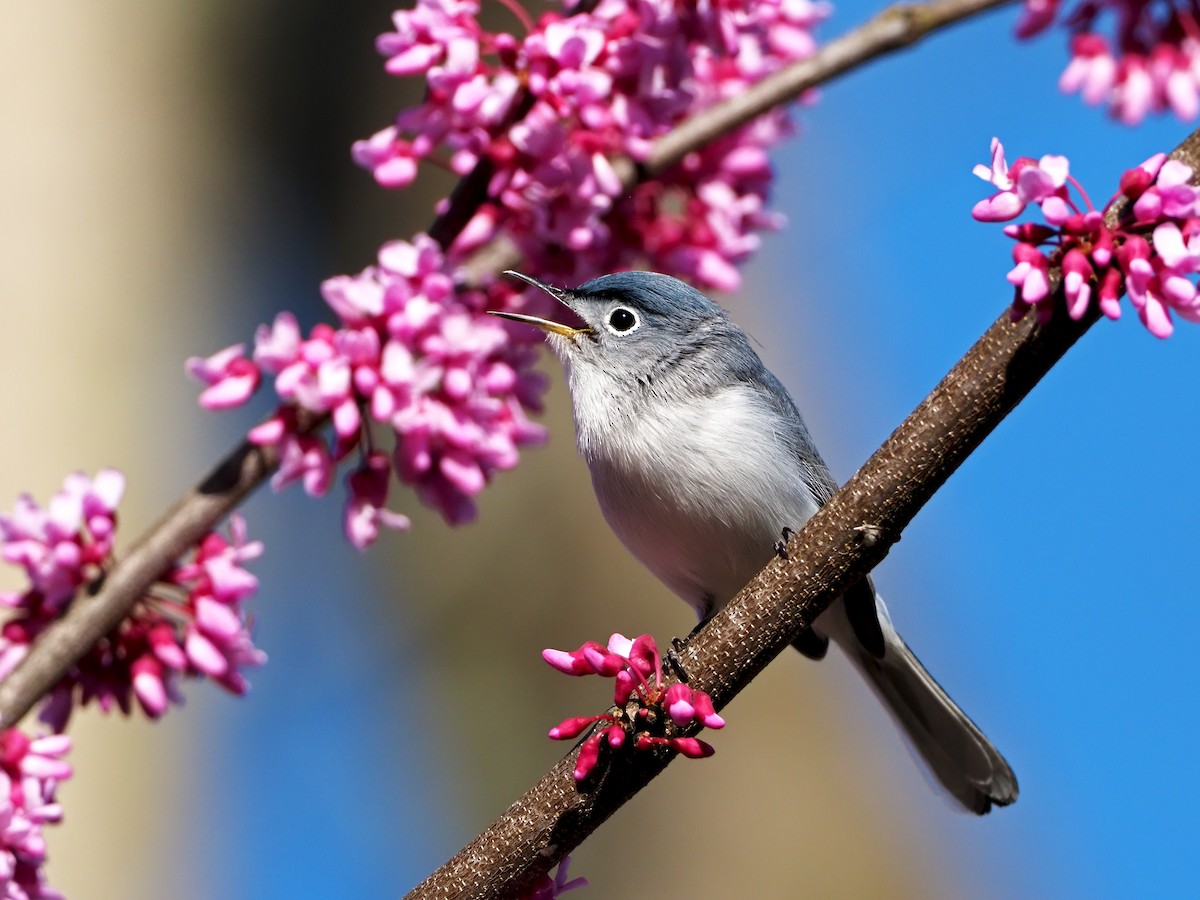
[974,138,1200,337]
[0,728,71,900]
[0,473,265,728]
[193,235,547,536]
[185,344,261,410]
[357,0,828,290]
[0,469,122,611]
[1017,0,1200,124]
[521,854,587,900]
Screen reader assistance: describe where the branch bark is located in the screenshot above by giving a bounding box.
[406,127,1200,899]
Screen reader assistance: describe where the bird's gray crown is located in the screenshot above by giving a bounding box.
[573,271,724,324]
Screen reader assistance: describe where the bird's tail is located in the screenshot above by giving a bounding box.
[829,591,1018,814]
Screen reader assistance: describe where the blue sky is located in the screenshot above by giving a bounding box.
[765,2,1200,896]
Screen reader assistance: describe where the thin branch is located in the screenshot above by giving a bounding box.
[0,413,323,726]
[407,127,1200,899]
[0,0,1018,730]
[648,0,1015,175]
[462,0,1017,282]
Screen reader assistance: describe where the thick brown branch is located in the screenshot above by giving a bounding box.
[407,129,1200,899]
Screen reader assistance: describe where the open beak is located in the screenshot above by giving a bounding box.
[487,271,593,337]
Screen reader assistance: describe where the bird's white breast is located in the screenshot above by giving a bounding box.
[570,373,823,619]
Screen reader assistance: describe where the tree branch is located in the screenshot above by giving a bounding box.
[406,127,1200,899]
[462,0,1017,282]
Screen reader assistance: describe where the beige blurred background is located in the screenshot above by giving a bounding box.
[0,3,980,897]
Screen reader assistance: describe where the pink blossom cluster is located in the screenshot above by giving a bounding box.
[0,729,71,900]
[1017,0,1200,124]
[544,633,723,782]
[192,1,828,541]
[973,138,1200,337]
[188,235,548,539]
[355,0,829,291]
[520,855,587,900]
[0,471,265,729]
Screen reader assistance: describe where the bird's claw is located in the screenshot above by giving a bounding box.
[667,639,690,683]
[775,526,796,559]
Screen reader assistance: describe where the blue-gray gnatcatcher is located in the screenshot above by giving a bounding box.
[492,270,1017,814]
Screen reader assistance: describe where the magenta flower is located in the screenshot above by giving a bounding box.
[344,452,411,550]
[0,469,123,611]
[354,0,827,291]
[194,235,547,537]
[544,632,725,782]
[0,728,71,900]
[972,139,1071,223]
[186,344,261,410]
[976,139,1200,337]
[0,473,265,728]
[521,854,587,900]
[193,2,835,546]
[1018,0,1200,124]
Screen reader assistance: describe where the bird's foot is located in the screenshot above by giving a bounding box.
[774,526,797,560]
[666,642,690,683]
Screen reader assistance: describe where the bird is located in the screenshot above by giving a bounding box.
[490,269,1017,814]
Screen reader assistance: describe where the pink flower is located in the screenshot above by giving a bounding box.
[195,2,835,549]
[1059,34,1118,105]
[0,469,123,608]
[197,234,548,536]
[544,632,725,782]
[353,0,825,291]
[522,855,587,900]
[975,139,1200,337]
[664,682,726,729]
[635,734,717,759]
[1133,158,1200,221]
[0,472,265,729]
[1020,1,1200,124]
[0,728,70,900]
[972,139,1071,223]
[1007,243,1052,308]
[1062,247,1096,319]
[1016,0,1060,38]
[186,344,261,410]
[542,640,624,677]
[344,453,411,550]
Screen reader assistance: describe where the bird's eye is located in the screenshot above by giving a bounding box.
[606,307,639,333]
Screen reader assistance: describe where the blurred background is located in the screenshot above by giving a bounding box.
[1,1,1197,897]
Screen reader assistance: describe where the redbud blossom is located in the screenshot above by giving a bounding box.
[1017,0,1200,124]
[344,452,411,551]
[186,344,261,410]
[0,472,265,729]
[358,0,827,291]
[190,235,547,538]
[521,854,587,900]
[635,735,717,759]
[0,728,71,900]
[543,632,725,782]
[547,716,604,740]
[975,138,1200,337]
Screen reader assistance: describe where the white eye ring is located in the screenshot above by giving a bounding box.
[605,306,640,334]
